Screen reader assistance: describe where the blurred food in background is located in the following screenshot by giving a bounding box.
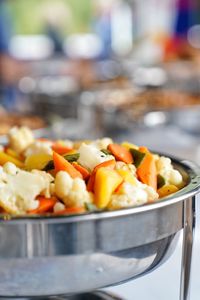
[0,0,200,158]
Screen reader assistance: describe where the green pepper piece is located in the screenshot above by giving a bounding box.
[130,148,146,168]
[43,160,54,171]
[64,153,80,162]
[101,149,112,156]
[157,174,166,189]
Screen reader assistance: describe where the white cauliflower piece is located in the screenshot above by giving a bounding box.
[0,167,51,214]
[78,143,114,171]
[156,156,183,186]
[143,184,159,202]
[160,169,183,186]
[0,145,4,152]
[53,202,65,212]
[115,161,136,176]
[108,179,159,210]
[3,162,18,176]
[109,183,148,210]
[156,156,173,173]
[66,178,92,207]
[55,172,92,208]
[31,170,54,198]
[90,138,113,150]
[0,166,8,181]
[55,171,73,199]
[24,141,53,157]
[8,126,34,154]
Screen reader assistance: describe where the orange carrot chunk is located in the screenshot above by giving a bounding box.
[108,143,133,164]
[87,159,116,192]
[53,151,82,178]
[137,153,157,191]
[139,146,149,153]
[28,196,57,214]
[72,162,90,180]
[52,143,73,155]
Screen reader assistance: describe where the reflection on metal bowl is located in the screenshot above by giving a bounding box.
[0,157,199,297]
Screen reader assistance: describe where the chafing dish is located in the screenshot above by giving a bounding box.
[0,157,199,300]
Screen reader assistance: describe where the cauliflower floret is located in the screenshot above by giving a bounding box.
[31,170,54,198]
[156,156,173,173]
[24,141,53,157]
[55,172,92,208]
[65,178,92,207]
[90,138,113,150]
[78,143,114,171]
[0,166,7,181]
[160,169,183,186]
[53,202,65,213]
[0,145,4,152]
[143,184,159,202]
[55,171,73,199]
[109,182,148,210]
[8,126,34,154]
[108,179,159,210]
[115,161,136,176]
[0,168,51,214]
[156,156,183,186]
[3,162,18,176]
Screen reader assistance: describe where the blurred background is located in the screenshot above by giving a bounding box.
[1,0,200,161]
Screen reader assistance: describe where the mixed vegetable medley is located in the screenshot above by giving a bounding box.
[0,127,185,216]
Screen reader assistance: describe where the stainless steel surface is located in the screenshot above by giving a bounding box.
[180,196,196,300]
[0,158,199,297]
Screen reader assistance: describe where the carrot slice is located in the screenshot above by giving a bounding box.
[28,196,57,214]
[87,159,116,192]
[54,206,85,215]
[139,146,149,153]
[53,151,82,178]
[108,143,133,164]
[72,162,90,180]
[52,143,73,155]
[137,153,157,190]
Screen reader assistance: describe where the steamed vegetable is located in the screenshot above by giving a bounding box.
[157,184,179,198]
[137,153,157,190]
[28,196,57,214]
[43,153,80,171]
[94,167,123,209]
[25,154,52,170]
[87,159,116,192]
[0,126,185,215]
[53,152,82,178]
[130,148,146,168]
[52,143,72,155]
[108,143,133,164]
[0,151,24,168]
[157,174,166,189]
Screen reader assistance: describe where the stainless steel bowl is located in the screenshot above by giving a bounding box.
[0,157,199,298]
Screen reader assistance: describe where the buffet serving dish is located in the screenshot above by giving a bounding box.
[0,156,199,298]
